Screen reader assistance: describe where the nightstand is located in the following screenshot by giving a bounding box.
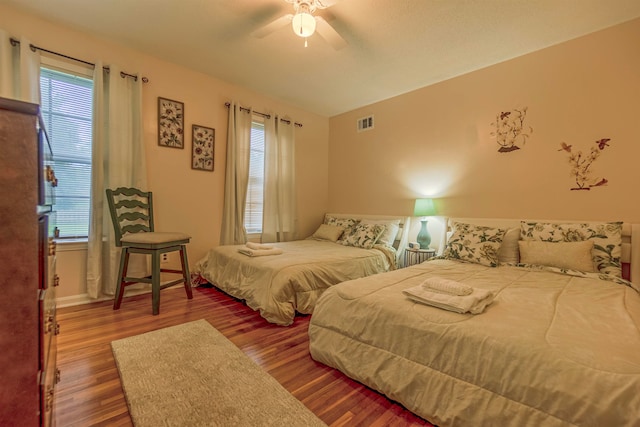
[404,248,436,267]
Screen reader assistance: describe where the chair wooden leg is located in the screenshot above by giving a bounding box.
[151,251,161,315]
[180,245,193,300]
[113,249,130,310]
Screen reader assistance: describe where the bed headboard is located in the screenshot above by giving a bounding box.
[444,217,639,284]
[325,213,411,264]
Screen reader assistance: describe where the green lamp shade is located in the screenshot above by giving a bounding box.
[413,198,436,217]
[414,198,436,249]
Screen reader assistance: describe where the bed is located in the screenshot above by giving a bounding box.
[308,218,640,426]
[193,213,410,325]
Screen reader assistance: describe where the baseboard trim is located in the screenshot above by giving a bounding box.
[56,284,182,308]
[56,293,106,308]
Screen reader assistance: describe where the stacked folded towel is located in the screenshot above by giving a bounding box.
[421,277,473,296]
[246,242,274,250]
[403,277,494,314]
[238,242,283,257]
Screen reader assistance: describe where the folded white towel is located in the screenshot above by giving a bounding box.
[403,285,495,314]
[246,242,275,250]
[238,247,283,257]
[421,277,473,296]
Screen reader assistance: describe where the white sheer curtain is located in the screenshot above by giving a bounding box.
[0,30,40,102]
[86,63,147,298]
[262,115,297,242]
[220,101,252,245]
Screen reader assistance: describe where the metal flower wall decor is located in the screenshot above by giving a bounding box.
[490,107,533,153]
[558,138,611,190]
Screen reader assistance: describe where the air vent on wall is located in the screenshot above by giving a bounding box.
[357,115,374,132]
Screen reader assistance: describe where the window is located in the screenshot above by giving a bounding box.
[39,63,93,238]
[244,120,265,234]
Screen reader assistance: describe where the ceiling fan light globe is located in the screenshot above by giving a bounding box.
[292,12,316,37]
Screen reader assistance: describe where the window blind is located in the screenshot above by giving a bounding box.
[244,121,265,234]
[40,67,93,238]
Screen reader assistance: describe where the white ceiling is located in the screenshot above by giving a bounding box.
[4,0,640,117]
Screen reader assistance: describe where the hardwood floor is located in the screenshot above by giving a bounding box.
[55,285,434,427]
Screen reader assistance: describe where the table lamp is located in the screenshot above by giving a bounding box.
[413,198,436,249]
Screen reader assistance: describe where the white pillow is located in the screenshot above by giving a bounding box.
[359,218,400,247]
[518,240,596,272]
[498,228,520,264]
[309,224,344,242]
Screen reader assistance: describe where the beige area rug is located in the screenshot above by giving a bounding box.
[111,319,326,427]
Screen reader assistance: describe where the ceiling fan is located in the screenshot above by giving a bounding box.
[251,0,347,49]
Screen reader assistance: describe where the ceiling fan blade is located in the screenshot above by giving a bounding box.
[315,16,347,50]
[316,0,342,8]
[251,14,293,38]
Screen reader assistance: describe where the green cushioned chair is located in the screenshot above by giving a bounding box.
[106,187,193,315]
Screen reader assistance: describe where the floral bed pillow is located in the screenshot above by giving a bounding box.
[340,223,386,249]
[443,222,507,267]
[359,218,400,247]
[324,215,361,242]
[520,221,622,278]
[324,216,360,229]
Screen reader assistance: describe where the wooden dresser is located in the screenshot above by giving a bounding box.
[0,97,60,426]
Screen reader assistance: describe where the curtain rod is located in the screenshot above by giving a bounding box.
[225,102,302,128]
[9,38,149,83]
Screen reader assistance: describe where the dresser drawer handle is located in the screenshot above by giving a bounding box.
[45,315,53,333]
[45,166,58,187]
[45,386,55,412]
[48,238,56,256]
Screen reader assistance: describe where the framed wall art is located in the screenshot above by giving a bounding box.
[158,97,184,148]
[191,124,215,171]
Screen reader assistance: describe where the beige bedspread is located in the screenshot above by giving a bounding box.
[309,259,640,426]
[193,239,396,325]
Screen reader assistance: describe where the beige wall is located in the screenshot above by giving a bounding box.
[0,4,329,302]
[329,18,640,224]
[4,3,639,303]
